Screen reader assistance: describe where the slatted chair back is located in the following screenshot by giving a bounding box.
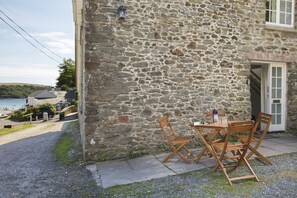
[254,112,272,140]
[244,112,273,164]
[221,121,255,161]
[158,116,177,141]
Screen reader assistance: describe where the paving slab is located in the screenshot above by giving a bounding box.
[199,157,217,168]
[268,136,297,144]
[127,155,163,170]
[256,146,286,157]
[164,160,206,174]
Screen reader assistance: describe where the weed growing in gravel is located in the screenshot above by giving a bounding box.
[54,121,84,165]
[54,133,75,165]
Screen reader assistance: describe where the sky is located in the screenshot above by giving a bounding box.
[0,0,75,86]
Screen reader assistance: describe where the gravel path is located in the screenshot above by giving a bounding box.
[0,120,102,198]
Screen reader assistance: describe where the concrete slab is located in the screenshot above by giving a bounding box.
[268,136,297,144]
[127,155,163,170]
[256,147,286,157]
[100,160,175,188]
[257,140,279,148]
[97,159,131,174]
[272,144,297,153]
[164,160,206,174]
[199,157,217,168]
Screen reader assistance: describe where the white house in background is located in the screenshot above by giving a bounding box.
[26,90,66,107]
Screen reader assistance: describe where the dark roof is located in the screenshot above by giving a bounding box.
[28,90,57,99]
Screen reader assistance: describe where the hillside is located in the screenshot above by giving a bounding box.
[0,83,50,98]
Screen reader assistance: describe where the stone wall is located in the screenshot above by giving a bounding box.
[81,0,297,162]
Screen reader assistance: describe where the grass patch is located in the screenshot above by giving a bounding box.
[54,121,83,165]
[0,123,34,136]
[54,133,75,165]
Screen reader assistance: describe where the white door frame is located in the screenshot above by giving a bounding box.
[251,61,287,131]
[266,62,287,131]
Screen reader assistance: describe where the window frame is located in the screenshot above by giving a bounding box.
[265,0,295,28]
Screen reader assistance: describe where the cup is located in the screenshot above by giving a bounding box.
[221,116,228,124]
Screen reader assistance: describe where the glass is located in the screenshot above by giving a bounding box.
[271,0,277,10]
[277,67,282,77]
[280,0,286,12]
[271,11,277,23]
[220,116,228,124]
[286,13,292,25]
[286,1,292,13]
[272,67,276,77]
[272,88,276,98]
[280,13,285,24]
[277,115,282,124]
[272,78,276,87]
[277,103,282,113]
[277,89,282,98]
[272,104,276,113]
[272,114,276,124]
[277,78,282,87]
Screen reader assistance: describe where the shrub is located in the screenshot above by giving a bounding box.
[9,103,56,121]
[61,84,69,91]
[9,110,28,121]
[39,103,55,111]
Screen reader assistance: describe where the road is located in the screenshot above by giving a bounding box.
[0,119,101,197]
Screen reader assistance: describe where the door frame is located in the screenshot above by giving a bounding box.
[250,61,287,132]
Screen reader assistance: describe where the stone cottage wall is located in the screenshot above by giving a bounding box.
[82,0,297,161]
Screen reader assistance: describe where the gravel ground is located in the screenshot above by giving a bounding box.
[0,120,102,198]
[100,152,297,198]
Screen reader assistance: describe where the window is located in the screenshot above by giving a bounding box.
[266,0,295,27]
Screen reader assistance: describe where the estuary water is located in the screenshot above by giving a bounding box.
[0,98,26,111]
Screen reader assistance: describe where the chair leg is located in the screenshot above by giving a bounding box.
[246,140,261,159]
[182,145,196,159]
[163,143,190,164]
[212,150,232,185]
[241,157,259,182]
[163,151,177,163]
[176,151,190,164]
[195,146,207,163]
[248,146,272,165]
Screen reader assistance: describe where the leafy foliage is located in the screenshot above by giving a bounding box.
[0,84,49,98]
[39,103,55,110]
[9,103,56,121]
[56,58,75,88]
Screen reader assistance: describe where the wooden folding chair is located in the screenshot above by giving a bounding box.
[157,116,195,164]
[236,112,273,165]
[212,121,259,185]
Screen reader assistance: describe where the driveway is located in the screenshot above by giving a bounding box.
[0,119,101,197]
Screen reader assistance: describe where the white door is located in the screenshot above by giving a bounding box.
[267,63,287,131]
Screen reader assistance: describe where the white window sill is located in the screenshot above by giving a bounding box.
[264,24,297,33]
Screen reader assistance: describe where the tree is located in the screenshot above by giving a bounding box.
[56,58,75,88]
